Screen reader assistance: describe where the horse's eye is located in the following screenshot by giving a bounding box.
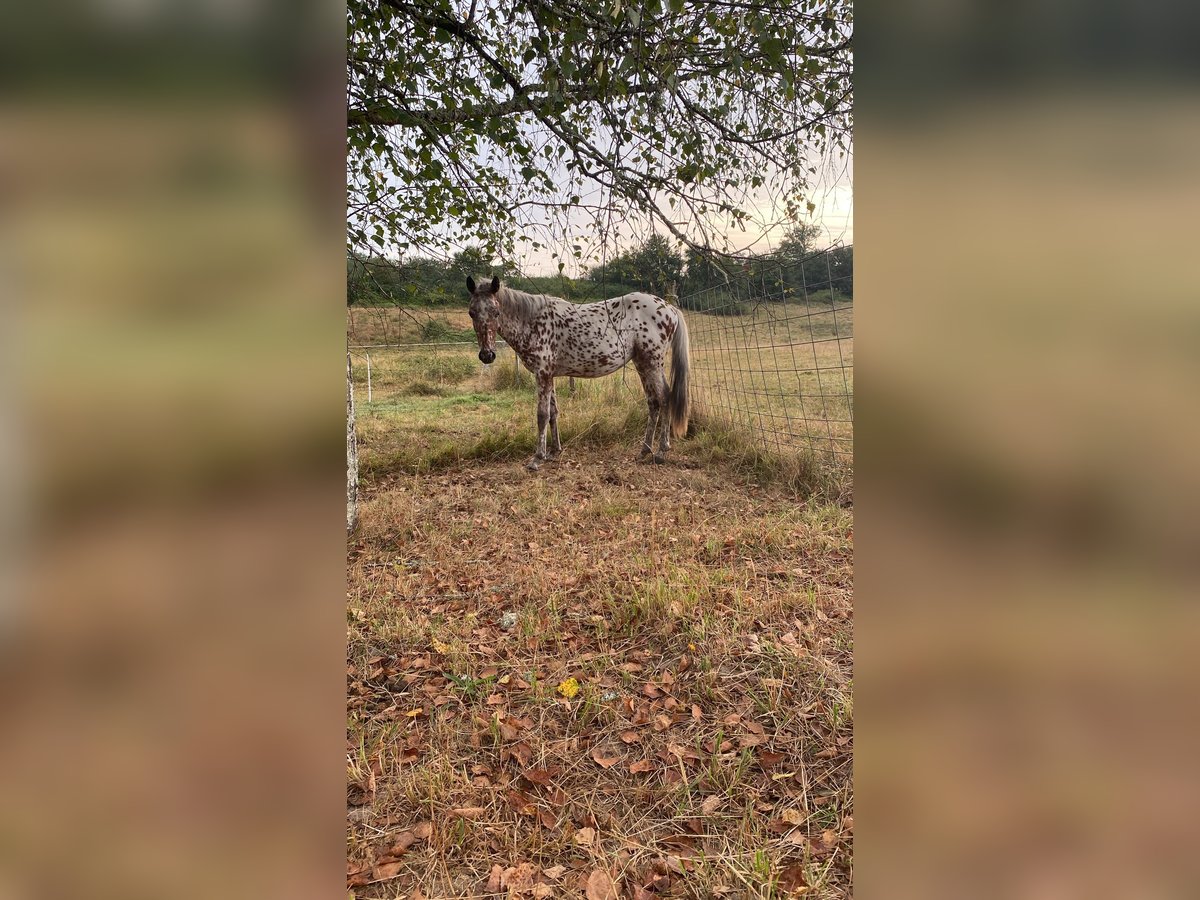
[469,309,476,319]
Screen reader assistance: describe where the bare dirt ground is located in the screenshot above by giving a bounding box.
[347,446,853,898]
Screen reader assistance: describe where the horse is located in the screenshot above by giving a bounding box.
[466,275,691,471]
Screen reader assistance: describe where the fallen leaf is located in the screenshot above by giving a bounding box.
[585,868,618,900]
[629,758,653,774]
[619,730,640,744]
[777,862,807,895]
[782,809,804,826]
[388,831,416,854]
[523,768,556,786]
[412,821,433,840]
[450,806,486,820]
[501,863,537,891]
[543,865,566,880]
[371,861,405,882]
[700,795,722,815]
[573,826,596,846]
[487,864,504,893]
[506,789,537,816]
[591,747,620,769]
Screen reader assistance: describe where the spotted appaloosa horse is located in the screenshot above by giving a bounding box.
[466,275,690,471]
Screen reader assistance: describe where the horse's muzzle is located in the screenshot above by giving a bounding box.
[479,348,496,364]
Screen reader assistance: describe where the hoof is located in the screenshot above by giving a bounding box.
[651,453,666,465]
[525,459,542,471]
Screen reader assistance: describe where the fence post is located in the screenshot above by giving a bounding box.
[366,352,372,403]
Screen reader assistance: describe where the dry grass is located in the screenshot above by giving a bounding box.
[349,298,854,468]
[686,301,854,464]
[346,296,854,898]
[349,305,476,346]
[347,447,853,898]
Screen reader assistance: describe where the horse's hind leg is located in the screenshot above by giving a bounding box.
[637,365,665,462]
[650,369,671,462]
[653,365,673,458]
[547,387,562,458]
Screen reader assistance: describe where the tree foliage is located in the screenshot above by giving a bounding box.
[586,233,683,296]
[347,0,852,261]
[349,228,850,309]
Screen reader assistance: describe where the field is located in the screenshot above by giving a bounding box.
[347,301,854,898]
[348,296,853,470]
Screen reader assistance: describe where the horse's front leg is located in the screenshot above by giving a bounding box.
[527,374,554,471]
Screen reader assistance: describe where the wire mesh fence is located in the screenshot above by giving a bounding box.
[678,244,853,465]
[347,244,852,466]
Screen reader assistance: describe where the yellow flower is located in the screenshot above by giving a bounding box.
[557,677,581,699]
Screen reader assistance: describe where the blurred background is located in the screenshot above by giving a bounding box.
[858,1,1200,897]
[0,1,346,897]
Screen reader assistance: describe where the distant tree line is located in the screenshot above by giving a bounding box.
[348,226,852,311]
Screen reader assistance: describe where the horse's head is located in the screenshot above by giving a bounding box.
[466,274,502,364]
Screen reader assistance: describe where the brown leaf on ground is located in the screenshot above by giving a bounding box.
[619,730,640,744]
[585,868,619,900]
[573,826,596,846]
[501,862,538,892]
[450,806,486,820]
[487,865,504,893]
[347,770,375,807]
[591,747,620,769]
[507,789,538,816]
[542,865,566,880]
[505,741,534,767]
[411,821,433,840]
[629,758,653,774]
[777,862,807,895]
[370,861,405,883]
[700,795,722,816]
[388,831,416,855]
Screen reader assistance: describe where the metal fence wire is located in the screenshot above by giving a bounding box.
[675,244,853,465]
[347,244,852,466]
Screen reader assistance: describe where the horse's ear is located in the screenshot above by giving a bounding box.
[466,276,476,294]
[490,275,500,293]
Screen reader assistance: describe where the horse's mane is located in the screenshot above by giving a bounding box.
[497,285,554,321]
